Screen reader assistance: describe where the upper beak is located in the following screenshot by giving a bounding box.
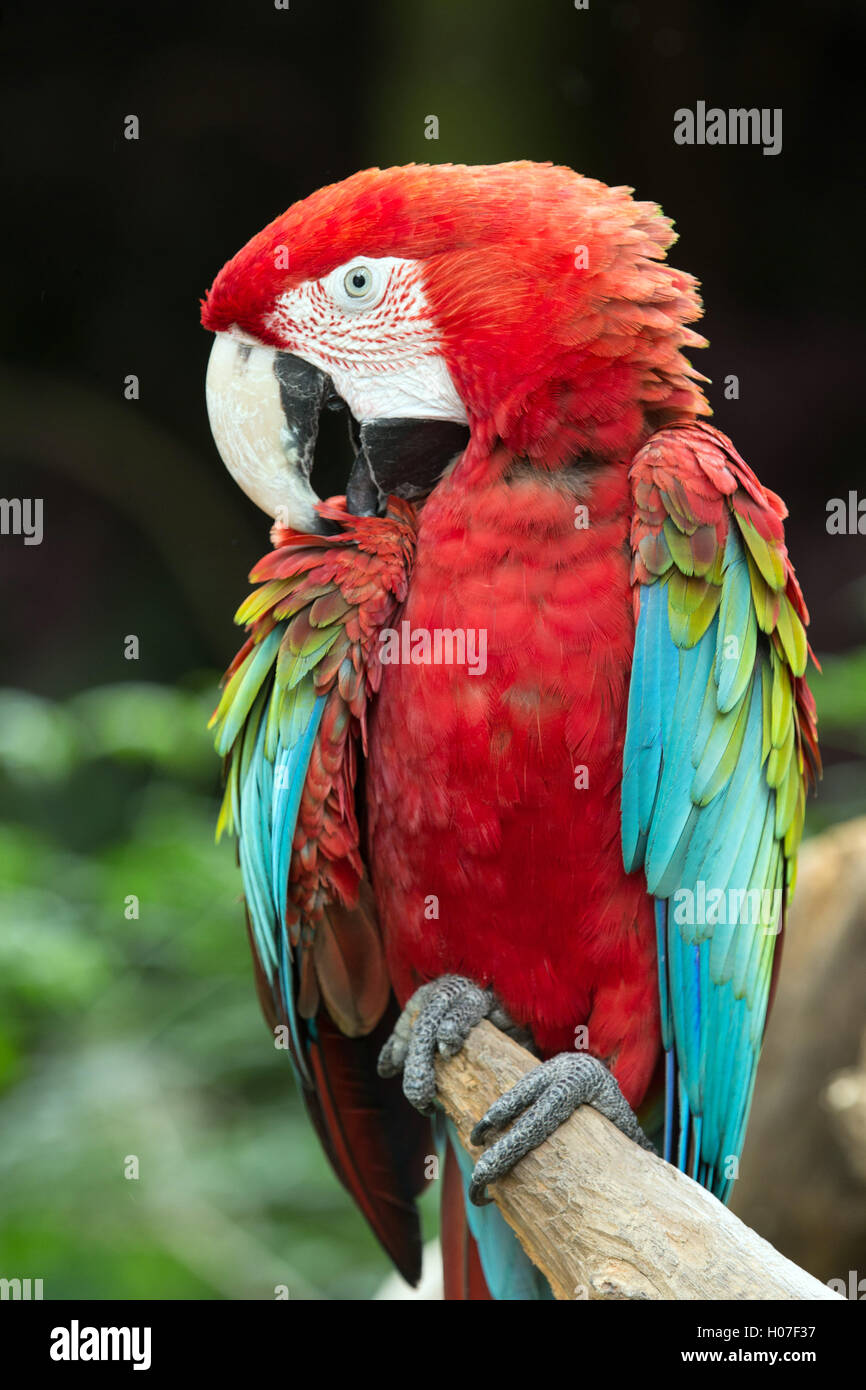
[205,331,470,530]
[205,333,331,531]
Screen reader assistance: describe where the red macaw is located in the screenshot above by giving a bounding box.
[201,163,819,1300]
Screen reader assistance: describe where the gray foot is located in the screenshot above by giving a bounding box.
[468,1052,655,1205]
[377,975,521,1115]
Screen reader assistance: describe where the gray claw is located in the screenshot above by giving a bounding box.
[468,1052,654,1205]
[377,975,496,1115]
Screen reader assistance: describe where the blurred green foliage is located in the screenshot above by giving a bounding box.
[0,680,434,1300]
[808,648,866,828]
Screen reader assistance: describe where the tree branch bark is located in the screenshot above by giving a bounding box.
[434,1019,841,1300]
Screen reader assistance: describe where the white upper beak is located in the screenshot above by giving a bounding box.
[205,332,325,530]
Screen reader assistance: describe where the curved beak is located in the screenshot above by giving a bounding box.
[205,333,331,531]
[205,331,471,530]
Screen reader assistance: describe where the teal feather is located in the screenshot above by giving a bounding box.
[714,531,756,712]
[214,628,283,756]
[271,701,326,930]
[223,638,327,1092]
[623,562,789,1199]
[645,631,715,895]
[655,898,672,1050]
[622,585,664,869]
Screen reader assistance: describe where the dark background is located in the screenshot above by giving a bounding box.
[1,0,864,1299]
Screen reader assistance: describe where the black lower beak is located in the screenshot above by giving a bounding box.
[273,351,469,521]
[208,335,469,529]
[345,418,471,517]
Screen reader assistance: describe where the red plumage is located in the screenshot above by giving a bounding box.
[366,442,660,1109]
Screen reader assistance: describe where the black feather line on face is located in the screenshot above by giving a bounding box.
[272,351,332,486]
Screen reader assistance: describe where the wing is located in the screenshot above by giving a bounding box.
[211,496,432,1282]
[622,421,819,1200]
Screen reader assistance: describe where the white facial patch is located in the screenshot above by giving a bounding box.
[265,255,468,426]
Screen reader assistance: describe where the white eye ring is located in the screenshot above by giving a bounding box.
[325,257,387,311]
[344,265,374,298]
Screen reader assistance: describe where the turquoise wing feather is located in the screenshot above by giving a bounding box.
[211,573,334,1086]
[210,500,435,1285]
[211,499,417,1086]
[622,422,819,1200]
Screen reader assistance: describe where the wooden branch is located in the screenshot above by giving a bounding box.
[434,1020,841,1301]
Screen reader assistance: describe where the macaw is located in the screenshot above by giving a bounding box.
[201,162,819,1301]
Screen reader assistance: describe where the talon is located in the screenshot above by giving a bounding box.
[376,974,500,1115]
[376,981,436,1079]
[468,1052,654,1206]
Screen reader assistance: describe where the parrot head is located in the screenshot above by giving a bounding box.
[201,162,709,529]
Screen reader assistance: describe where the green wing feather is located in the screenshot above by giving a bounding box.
[623,421,819,1197]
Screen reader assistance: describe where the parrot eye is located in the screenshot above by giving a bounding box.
[344,265,373,298]
[325,258,387,310]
